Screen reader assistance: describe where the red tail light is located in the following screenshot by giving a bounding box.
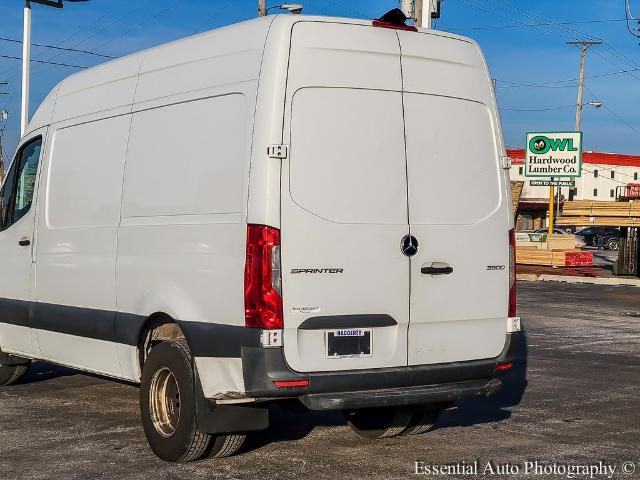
[273,380,309,388]
[494,362,513,374]
[244,225,283,329]
[509,229,517,317]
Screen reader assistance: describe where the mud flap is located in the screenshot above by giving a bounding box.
[194,365,269,435]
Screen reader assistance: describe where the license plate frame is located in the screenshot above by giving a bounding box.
[326,328,372,359]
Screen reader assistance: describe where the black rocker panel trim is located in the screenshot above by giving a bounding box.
[0,297,258,358]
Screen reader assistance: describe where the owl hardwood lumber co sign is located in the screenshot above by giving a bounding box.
[524,131,583,178]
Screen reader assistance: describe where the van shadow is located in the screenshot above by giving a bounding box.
[16,361,77,385]
[434,328,529,430]
[242,404,346,453]
[242,329,529,453]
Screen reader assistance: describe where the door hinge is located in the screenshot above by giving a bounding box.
[267,144,288,159]
[260,329,283,348]
[500,156,512,169]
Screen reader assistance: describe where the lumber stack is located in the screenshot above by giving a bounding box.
[516,233,589,267]
[562,200,640,218]
[556,216,640,227]
[559,200,640,227]
[511,181,524,221]
[516,248,593,267]
[516,233,576,250]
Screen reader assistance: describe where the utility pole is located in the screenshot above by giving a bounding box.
[412,0,442,28]
[548,39,601,234]
[569,40,601,133]
[258,0,266,16]
[411,0,441,28]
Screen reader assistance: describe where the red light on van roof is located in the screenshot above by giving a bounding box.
[372,20,418,32]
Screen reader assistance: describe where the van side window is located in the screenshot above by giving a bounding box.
[0,137,42,230]
[0,161,17,229]
[12,138,42,224]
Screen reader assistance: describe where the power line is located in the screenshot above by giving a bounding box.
[583,84,640,137]
[189,1,234,34]
[489,0,640,72]
[5,0,172,82]
[1,0,153,81]
[591,49,640,81]
[0,36,115,59]
[452,0,576,41]
[0,0,130,78]
[456,0,640,78]
[446,18,631,32]
[496,66,640,88]
[500,104,577,112]
[625,0,640,39]
[0,54,87,69]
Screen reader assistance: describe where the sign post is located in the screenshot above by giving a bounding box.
[525,132,583,235]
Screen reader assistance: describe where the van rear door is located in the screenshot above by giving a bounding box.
[398,31,509,366]
[280,23,409,373]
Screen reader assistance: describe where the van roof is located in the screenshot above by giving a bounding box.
[27,14,476,134]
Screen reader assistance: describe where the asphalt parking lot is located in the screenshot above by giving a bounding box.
[1,281,639,479]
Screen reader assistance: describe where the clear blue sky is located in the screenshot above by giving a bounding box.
[1,0,640,159]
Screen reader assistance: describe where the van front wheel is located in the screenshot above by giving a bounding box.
[140,339,245,462]
[343,406,412,439]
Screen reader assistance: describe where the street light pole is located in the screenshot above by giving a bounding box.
[20,1,31,137]
[20,0,88,137]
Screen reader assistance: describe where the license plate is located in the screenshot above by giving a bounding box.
[326,329,372,359]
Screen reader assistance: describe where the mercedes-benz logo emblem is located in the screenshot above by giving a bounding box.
[401,235,419,257]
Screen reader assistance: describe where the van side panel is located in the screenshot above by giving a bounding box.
[34,115,131,376]
[117,94,252,391]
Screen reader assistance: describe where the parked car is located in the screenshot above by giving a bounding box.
[0,13,520,462]
[576,227,621,251]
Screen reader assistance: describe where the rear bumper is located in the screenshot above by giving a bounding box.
[240,332,517,409]
[299,378,502,410]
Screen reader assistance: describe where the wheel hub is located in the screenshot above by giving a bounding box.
[149,367,181,437]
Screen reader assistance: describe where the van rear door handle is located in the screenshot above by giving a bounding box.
[18,238,31,247]
[421,262,453,275]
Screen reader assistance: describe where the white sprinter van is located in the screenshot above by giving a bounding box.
[0,13,521,462]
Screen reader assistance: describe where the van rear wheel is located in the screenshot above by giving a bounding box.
[343,406,412,439]
[140,339,245,462]
[401,406,442,435]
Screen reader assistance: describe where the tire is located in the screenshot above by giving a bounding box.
[402,406,442,436]
[0,363,30,387]
[343,406,412,439]
[606,239,619,251]
[140,339,245,462]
